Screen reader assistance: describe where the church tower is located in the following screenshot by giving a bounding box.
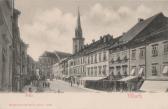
[73,8,85,54]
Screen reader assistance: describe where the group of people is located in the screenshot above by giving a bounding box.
[69,78,80,87]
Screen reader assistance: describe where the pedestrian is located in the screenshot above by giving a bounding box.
[29,87,32,92]
[77,81,79,87]
[70,80,73,87]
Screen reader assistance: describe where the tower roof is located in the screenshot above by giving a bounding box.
[75,7,83,38]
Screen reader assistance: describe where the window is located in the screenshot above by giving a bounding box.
[164,42,168,55]
[98,66,102,76]
[81,67,82,73]
[109,67,114,75]
[75,45,77,53]
[81,58,83,64]
[152,64,158,76]
[103,65,107,76]
[88,56,90,64]
[94,67,97,76]
[117,56,121,62]
[111,58,114,63]
[91,67,93,76]
[131,49,136,60]
[87,67,90,76]
[99,52,102,62]
[116,66,121,77]
[122,66,127,76]
[103,51,107,61]
[139,48,145,59]
[91,55,93,64]
[95,54,97,63]
[83,66,85,72]
[152,45,158,57]
[0,10,4,25]
[83,57,85,64]
[123,55,128,62]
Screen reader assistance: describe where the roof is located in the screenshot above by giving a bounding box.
[54,51,71,59]
[119,12,166,44]
[40,51,71,63]
[83,34,114,54]
[41,51,57,58]
[109,12,168,50]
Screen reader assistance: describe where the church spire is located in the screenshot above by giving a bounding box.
[73,7,85,54]
[75,7,82,38]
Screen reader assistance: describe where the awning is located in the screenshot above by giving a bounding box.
[118,76,138,82]
[138,68,144,76]
[80,77,107,81]
[162,66,168,74]
[140,80,168,92]
[130,69,135,76]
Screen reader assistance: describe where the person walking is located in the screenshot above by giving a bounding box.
[77,80,79,87]
[70,80,73,87]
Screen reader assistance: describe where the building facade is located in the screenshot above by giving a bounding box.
[84,35,113,78]
[12,9,29,92]
[0,0,14,91]
[39,51,71,79]
[0,0,31,92]
[109,40,130,80]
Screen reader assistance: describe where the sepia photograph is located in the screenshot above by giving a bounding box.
[0,0,168,108]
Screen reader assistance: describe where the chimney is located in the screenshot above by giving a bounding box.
[138,18,144,22]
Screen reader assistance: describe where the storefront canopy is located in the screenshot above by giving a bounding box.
[138,68,144,76]
[130,69,135,76]
[162,66,168,74]
[80,77,107,81]
[118,76,138,82]
[140,80,168,92]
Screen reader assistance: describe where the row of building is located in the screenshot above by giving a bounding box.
[38,51,71,79]
[52,10,168,91]
[0,0,36,92]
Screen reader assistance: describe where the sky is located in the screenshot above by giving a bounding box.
[15,0,168,61]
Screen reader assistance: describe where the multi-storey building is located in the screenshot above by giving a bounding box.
[108,12,168,91]
[67,52,86,83]
[83,35,113,80]
[52,63,60,79]
[54,10,168,91]
[109,36,130,80]
[26,55,36,84]
[39,51,71,78]
[0,0,30,92]
[12,8,28,92]
[128,13,168,81]
[0,0,14,91]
